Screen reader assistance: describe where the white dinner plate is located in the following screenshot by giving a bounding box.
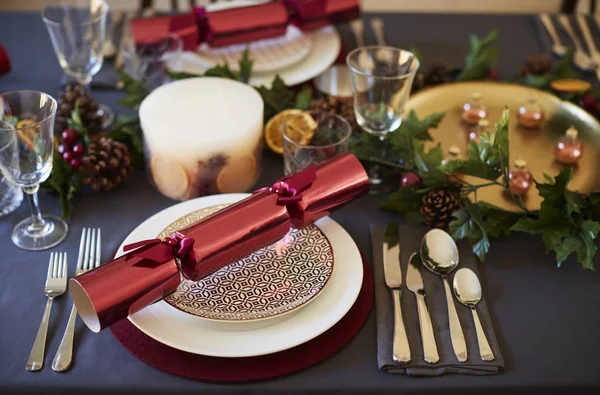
[167,26,341,88]
[118,193,363,357]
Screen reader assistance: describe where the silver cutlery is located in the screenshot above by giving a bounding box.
[52,228,101,372]
[26,252,68,371]
[558,14,595,71]
[453,268,495,361]
[382,223,411,363]
[406,253,439,364]
[370,18,386,46]
[350,19,365,48]
[540,13,567,57]
[576,14,600,80]
[420,229,467,362]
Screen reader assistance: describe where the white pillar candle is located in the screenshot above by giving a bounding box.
[139,77,264,200]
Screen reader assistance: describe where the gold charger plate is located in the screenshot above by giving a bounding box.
[405,81,600,212]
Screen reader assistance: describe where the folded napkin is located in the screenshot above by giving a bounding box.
[0,43,11,76]
[371,224,504,376]
[130,0,360,50]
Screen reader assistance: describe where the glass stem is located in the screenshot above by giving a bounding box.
[25,191,47,234]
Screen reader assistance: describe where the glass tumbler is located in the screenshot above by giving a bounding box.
[0,172,23,217]
[0,91,68,250]
[282,111,351,175]
[346,46,419,193]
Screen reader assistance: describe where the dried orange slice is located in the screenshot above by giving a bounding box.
[264,109,303,154]
[15,119,38,150]
[216,155,257,193]
[150,155,189,200]
[284,112,317,145]
[550,79,591,93]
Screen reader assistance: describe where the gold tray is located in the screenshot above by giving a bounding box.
[405,81,600,212]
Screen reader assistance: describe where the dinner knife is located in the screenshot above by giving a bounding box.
[406,253,439,364]
[382,223,411,363]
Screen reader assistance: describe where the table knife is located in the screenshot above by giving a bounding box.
[382,223,411,363]
[406,253,439,364]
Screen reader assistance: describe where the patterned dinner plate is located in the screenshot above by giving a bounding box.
[120,194,363,357]
[158,203,334,322]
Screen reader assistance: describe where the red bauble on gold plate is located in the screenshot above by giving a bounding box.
[555,126,583,165]
[508,159,532,196]
[517,97,544,129]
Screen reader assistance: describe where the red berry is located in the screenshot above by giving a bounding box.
[70,158,81,171]
[579,95,596,114]
[488,69,498,80]
[400,172,422,188]
[62,151,73,162]
[72,143,85,157]
[58,144,67,154]
[61,128,77,145]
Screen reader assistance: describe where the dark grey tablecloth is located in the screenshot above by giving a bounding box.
[2,11,600,395]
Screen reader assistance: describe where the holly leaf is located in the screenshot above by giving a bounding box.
[204,64,237,80]
[255,75,295,122]
[67,105,90,148]
[42,152,83,219]
[294,85,313,110]
[458,30,499,81]
[380,186,424,224]
[116,68,150,110]
[238,48,253,84]
[166,70,198,80]
[413,141,455,189]
[479,202,521,238]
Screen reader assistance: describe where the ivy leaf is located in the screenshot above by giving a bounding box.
[380,186,424,225]
[67,105,91,148]
[449,202,490,262]
[479,202,521,238]
[458,30,499,81]
[238,48,253,83]
[108,114,145,169]
[255,75,295,122]
[42,152,82,219]
[413,141,455,189]
[294,85,313,110]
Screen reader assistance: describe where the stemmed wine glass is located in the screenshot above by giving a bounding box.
[42,0,114,127]
[0,91,68,251]
[346,46,419,193]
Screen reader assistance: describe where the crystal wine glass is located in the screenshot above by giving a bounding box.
[346,46,419,193]
[0,91,68,250]
[42,0,114,127]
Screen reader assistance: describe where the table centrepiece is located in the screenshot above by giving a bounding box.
[109,250,372,382]
[117,193,364,356]
[139,77,264,200]
[70,153,369,332]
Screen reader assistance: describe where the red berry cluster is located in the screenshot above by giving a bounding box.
[58,129,85,170]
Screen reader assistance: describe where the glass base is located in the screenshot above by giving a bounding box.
[368,176,389,195]
[98,103,115,129]
[11,215,68,251]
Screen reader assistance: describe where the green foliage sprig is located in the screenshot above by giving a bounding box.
[380,109,600,269]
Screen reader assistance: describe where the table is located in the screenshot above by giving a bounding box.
[1,11,600,395]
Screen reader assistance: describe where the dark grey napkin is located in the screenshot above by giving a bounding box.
[371,224,504,376]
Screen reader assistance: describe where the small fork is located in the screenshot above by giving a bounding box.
[26,252,68,371]
[52,228,101,372]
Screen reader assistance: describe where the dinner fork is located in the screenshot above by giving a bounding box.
[25,252,68,371]
[52,228,101,372]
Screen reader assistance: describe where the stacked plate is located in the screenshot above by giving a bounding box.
[116,193,363,357]
[166,25,341,88]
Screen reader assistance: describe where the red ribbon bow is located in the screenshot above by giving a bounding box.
[254,165,317,207]
[122,231,195,264]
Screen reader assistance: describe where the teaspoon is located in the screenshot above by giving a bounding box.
[420,229,467,362]
[453,268,495,361]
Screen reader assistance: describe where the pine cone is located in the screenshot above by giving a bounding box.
[80,138,133,192]
[55,84,103,135]
[420,189,462,229]
[309,96,357,132]
[423,59,451,86]
[520,54,553,77]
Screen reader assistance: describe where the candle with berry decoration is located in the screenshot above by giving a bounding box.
[555,126,583,165]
